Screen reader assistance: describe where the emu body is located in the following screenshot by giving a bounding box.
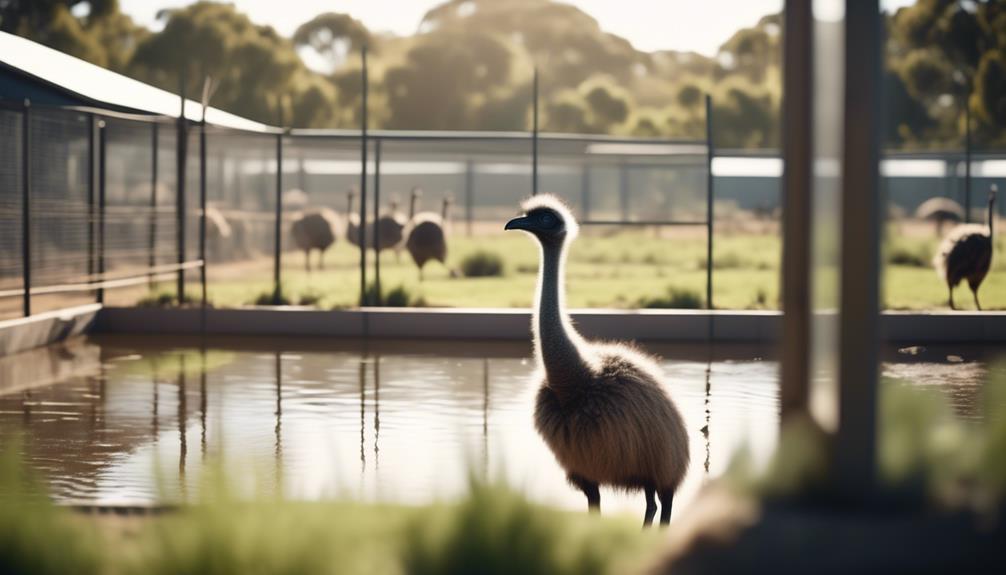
[934,187,996,310]
[291,208,341,271]
[405,195,451,280]
[506,194,689,527]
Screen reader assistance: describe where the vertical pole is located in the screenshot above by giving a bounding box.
[359,46,369,305]
[705,95,715,311]
[86,114,96,287]
[835,0,881,499]
[465,159,474,237]
[780,0,813,419]
[618,163,629,221]
[97,120,107,304]
[581,164,591,221]
[176,76,188,303]
[149,123,159,288]
[532,67,539,196]
[199,120,208,308]
[373,138,382,305]
[273,131,283,302]
[21,100,31,317]
[964,94,972,223]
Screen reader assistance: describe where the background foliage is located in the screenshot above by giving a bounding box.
[2,0,1004,148]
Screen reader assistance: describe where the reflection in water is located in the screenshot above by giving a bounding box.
[702,360,712,476]
[177,355,187,493]
[274,351,282,491]
[0,335,1001,515]
[373,356,380,471]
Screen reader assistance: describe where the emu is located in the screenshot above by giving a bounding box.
[505,194,689,527]
[291,208,341,271]
[916,197,964,236]
[374,198,407,257]
[405,195,451,281]
[345,189,362,248]
[934,185,997,310]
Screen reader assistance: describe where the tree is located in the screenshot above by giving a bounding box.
[293,12,372,73]
[129,2,335,127]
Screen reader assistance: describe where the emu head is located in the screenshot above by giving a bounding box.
[504,194,579,247]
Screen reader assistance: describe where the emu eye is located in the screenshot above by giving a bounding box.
[540,212,557,228]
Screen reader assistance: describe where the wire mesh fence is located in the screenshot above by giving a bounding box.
[0,97,741,315]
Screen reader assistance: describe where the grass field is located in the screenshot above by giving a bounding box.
[136,224,1005,311]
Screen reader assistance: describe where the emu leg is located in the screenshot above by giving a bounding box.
[948,286,955,310]
[305,250,311,273]
[643,487,657,528]
[568,474,600,513]
[318,249,326,270]
[970,282,982,311]
[658,489,674,525]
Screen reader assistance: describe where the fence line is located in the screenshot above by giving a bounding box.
[0,96,715,319]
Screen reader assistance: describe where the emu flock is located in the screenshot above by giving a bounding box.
[289,186,451,279]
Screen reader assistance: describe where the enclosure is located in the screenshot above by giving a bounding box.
[1,0,1006,572]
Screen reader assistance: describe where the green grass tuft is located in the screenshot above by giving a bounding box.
[460,250,506,278]
[637,286,704,309]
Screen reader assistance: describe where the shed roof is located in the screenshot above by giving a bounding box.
[0,31,270,132]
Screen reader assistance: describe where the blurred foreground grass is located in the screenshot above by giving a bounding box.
[134,227,1006,311]
[0,453,657,575]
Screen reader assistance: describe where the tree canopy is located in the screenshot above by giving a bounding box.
[6,0,1005,148]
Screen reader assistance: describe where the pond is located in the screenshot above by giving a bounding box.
[0,334,1001,519]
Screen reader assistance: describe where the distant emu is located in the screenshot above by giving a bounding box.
[505,194,689,527]
[291,208,341,271]
[916,197,965,236]
[345,189,362,248]
[405,194,452,280]
[934,185,996,310]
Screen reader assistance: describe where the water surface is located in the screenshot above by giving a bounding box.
[0,335,1001,519]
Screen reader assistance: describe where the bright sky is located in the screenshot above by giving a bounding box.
[119,0,919,55]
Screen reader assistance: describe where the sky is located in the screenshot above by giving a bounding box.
[120,0,785,55]
[119,0,921,55]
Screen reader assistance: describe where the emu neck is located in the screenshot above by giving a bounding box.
[409,195,418,219]
[535,239,590,387]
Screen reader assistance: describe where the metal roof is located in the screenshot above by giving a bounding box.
[0,31,269,132]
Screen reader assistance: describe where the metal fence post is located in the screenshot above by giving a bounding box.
[359,46,369,305]
[96,119,107,304]
[835,0,882,499]
[618,163,629,222]
[21,100,31,317]
[780,0,813,419]
[373,138,382,304]
[149,123,159,288]
[705,95,715,311]
[199,118,208,307]
[964,96,972,223]
[581,164,591,222]
[177,80,188,303]
[532,67,539,196]
[87,114,97,288]
[465,159,474,237]
[273,131,283,302]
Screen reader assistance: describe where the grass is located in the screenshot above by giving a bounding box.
[460,250,506,278]
[637,286,704,309]
[135,227,1004,311]
[0,448,656,575]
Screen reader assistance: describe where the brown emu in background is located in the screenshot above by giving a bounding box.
[291,208,341,271]
[916,197,965,236]
[374,198,407,257]
[934,185,997,310]
[405,195,451,280]
[345,189,362,248]
[505,194,690,527]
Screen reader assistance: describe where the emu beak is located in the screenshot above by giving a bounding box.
[505,215,533,231]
